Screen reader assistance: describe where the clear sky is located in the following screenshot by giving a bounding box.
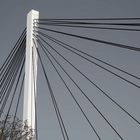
[0,0,140,139]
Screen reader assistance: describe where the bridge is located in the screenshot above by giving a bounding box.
[0,10,140,139]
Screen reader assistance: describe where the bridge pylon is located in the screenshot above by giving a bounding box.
[23,10,39,130]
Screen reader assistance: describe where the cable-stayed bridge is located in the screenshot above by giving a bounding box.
[0,10,140,140]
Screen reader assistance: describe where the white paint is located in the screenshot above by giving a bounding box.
[23,10,39,130]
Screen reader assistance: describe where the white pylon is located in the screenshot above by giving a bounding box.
[23,10,39,130]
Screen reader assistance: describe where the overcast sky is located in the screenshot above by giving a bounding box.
[0,0,140,139]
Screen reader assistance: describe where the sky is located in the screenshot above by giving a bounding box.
[0,0,140,139]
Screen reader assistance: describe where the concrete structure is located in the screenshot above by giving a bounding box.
[23,10,39,130]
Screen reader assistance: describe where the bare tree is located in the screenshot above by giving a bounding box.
[0,115,35,140]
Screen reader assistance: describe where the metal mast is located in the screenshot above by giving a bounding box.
[23,10,39,130]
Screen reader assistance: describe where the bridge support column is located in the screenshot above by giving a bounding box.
[23,10,39,130]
